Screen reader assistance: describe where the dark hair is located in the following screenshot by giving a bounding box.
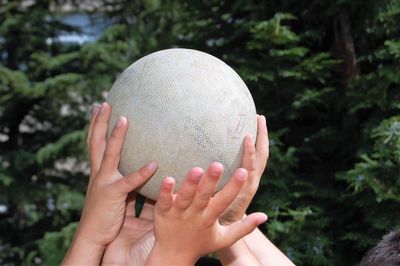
[360,229,400,266]
[195,256,222,266]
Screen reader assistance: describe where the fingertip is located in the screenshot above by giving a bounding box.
[210,161,223,169]
[256,213,268,224]
[189,167,204,182]
[260,115,267,130]
[245,134,253,145]
[157,177,175,210]
[235,168,248,182]
[159,176,175,197]
[100,102,110,114]
[162,176,175,189]
[208,162,224,177]
[91,105,100,119]
[137,161,157,182]
[115,116,127,128]
[145,161,158,172]
[248,212,268,225]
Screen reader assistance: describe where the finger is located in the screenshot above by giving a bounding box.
[87,106,100,187]
[223,212,268,246]
[90,102,111,175]
[86,105,100,148]
[125,191,137,217]
[255,115,269,176]
[241,135,256,174]
[139,198,156,220]
[191,162,223,210]
[156,177,175,212]
[99,116,128,173]
[114,161,157,195]
[204,168,247,223]
[175,167,203,210]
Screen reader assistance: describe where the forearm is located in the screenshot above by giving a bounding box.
[244,227,295,266]
[218,238,261,266]
[62,233,105,266]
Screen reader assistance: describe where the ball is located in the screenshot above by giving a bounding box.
[106,48,257,200]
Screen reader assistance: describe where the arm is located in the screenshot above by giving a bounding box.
[218,239,261,266]
[62,103,157,265]
[244,227,294,266]
[62,234,104,265]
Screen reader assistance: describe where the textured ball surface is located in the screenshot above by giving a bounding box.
[106,48,257,200]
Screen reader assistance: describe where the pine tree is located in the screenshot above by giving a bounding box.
[1,0,399,265]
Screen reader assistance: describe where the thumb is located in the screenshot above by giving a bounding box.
[223,212,268,245]
[114,161,157,195]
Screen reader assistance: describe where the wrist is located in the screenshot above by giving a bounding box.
[146,243,195,266]
[62,232,105,265]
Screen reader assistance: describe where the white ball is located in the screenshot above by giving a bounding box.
[106,48,257,200]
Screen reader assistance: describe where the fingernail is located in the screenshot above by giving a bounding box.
[261,115,266,127]
[146,161,157,171]
[257,214,268,224]
[236,168,247,181]
[163,176,175,186]
[116,117,125,128]
[247,135,253,144]
[100,102,107,114]
[92,106,100,118]
[191,167,203,181]
[210,162,223,177]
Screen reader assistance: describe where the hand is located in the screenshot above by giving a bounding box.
[146,163,268,266]
[220,115,269,225]
[102,193,155,266]
[62,103,157,265]
[216,116,294,266]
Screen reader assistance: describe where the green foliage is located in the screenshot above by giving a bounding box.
[24,222,78,266]
[0,0,399,265]
[36,130,86,165]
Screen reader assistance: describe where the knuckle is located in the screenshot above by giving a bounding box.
[249,144,256,155]
[90,136,106,149]
[245,181,259,195]
[122,176,135,187]
[197,190,213,201]
[177,200,190,209]
[138,169,149,179]
[103,150,117,161]
[247,160,257,172]
[245,143,255,155]
[219,196,233,208]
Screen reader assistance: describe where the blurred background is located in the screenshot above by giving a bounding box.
[0,0,399,265]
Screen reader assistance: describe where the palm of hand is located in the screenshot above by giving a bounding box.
[102,197,155,266]
[102,216,154,265]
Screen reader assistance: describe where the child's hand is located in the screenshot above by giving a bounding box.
[146,163,268,266]
[219,115,269,225]
[62,103,157,265]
